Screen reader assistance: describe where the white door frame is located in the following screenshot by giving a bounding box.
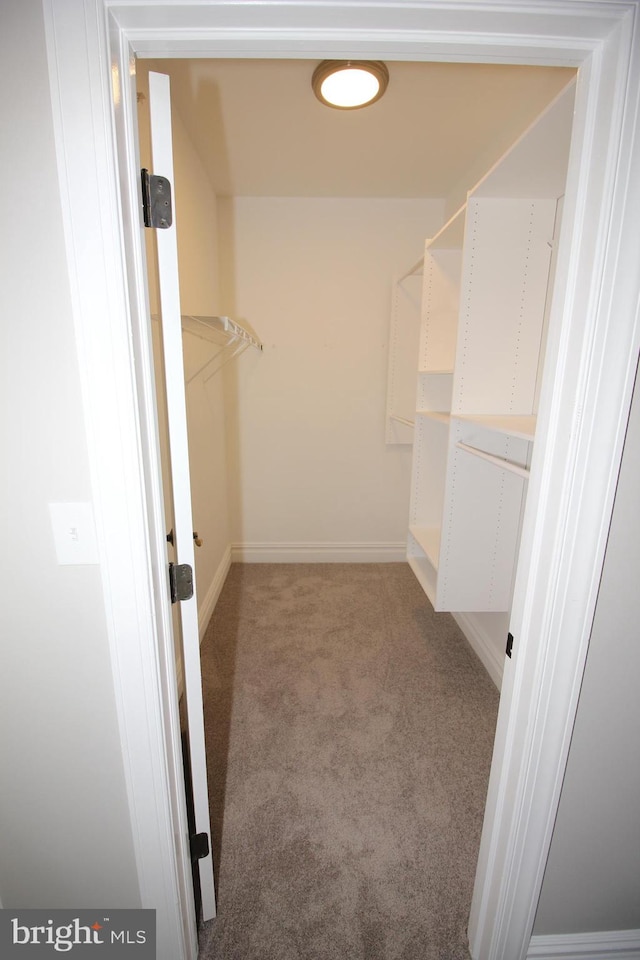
[43,2,640,959]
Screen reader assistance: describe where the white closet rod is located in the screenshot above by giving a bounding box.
[456,441,530,480]
[397,258,424,283]
[396,201,467,283]
[390,414,415,427]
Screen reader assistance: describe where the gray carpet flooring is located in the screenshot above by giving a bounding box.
[197,563,499,960]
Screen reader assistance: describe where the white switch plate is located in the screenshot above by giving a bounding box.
[48,502,99,565]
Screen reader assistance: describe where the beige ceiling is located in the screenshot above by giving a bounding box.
[138,59,574,199]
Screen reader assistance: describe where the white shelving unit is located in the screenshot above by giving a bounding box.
[407,80,575,612]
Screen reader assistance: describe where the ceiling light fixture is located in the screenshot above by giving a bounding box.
[312,60,389,109]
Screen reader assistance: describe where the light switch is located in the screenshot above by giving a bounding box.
[48,502,99,565]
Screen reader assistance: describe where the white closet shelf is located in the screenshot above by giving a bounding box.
[180,314,262,383]
[456,441,530,480]
[181,314,261,349]
[152,313,262,383]
[409,525,441,568]
[417,410,450,425]
[452,413,536,442]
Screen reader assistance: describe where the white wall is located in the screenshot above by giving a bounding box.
[0,0,139,907]
[217,196,443,559]
[533,364,640,936]
[137,66,231,631]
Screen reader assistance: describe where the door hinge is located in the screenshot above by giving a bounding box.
[190,831,210,863]
[141,168,173,229]
[169,562,193,603]
[506,632,514,658]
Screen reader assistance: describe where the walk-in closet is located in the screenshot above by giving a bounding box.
[135,58,576,955]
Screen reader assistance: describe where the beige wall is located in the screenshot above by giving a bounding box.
[218,196,443,555]
[0,0,139,907]
[533,363,640,935]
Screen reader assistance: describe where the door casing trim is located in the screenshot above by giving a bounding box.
[43,2,640,958]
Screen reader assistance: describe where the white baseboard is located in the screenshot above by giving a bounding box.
[528,929,640,959]
[230,541,406,563]
[453,612,504,689]
[198,544,232,641]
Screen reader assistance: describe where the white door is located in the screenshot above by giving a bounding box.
[147,70,216,922]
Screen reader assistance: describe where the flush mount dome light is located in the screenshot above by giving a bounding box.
[312,60,389,109]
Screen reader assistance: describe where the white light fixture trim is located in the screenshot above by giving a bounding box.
[312,61,389,109]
